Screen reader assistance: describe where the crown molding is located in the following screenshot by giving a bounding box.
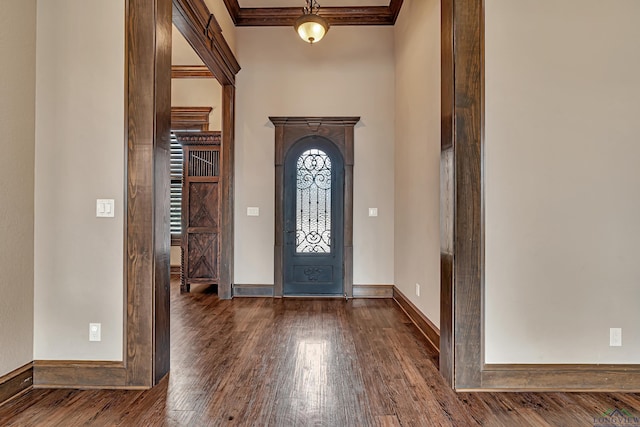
[223,0,404,26]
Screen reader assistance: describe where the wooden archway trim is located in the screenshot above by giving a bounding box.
[269,117,360,298]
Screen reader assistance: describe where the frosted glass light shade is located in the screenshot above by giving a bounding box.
[294,14,329,44]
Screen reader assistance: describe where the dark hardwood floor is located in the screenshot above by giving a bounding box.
[2,280,640,426]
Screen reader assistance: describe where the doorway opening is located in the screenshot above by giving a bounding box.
[283,137,345,296]
[270,117,359,298]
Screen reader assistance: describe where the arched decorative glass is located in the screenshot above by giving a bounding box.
[296,149,332,253]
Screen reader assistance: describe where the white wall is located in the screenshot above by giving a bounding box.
[394,0,441,325]
[171,80,222,131]
[34,0,124,361]
[235,26,395,286]
[485,0,640,364]
[0,0,36,376]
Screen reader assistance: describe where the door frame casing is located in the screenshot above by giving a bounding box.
[270,117,360,298]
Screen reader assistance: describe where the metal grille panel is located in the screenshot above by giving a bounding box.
[296,149,331,253]
[188,150,219,177]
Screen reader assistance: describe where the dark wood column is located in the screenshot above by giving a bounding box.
[440,0,484,390]
[125,0,172,386]
[219,85,236,299]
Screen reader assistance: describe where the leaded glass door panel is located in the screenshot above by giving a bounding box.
[283,136,344,295]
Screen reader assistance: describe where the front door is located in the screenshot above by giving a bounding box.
[283,136,344,296]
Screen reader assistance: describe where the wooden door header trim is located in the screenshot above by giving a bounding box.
[269,116,361,126]
[224,0,403,26]
[172,0,240,85]
[172,65,215,79]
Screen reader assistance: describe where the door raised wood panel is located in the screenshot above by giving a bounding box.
[188,182,219,228]
[187,232,219,279]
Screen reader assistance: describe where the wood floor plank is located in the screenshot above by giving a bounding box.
[2,280,640,426]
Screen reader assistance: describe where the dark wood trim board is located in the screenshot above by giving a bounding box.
[440,0,484,390]
[172,0,240,86]
[393,287,440,354]
[33,361,135,390]
[223,0,404,27]
[353,284,394,299]
[218,85,236,299]
[0,363,33,407]
[171,65,214,79]
[233,284,275,297]
[123,0,173,388]
[478,364,640,392]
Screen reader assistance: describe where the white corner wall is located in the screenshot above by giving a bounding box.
[34,0,124,361]
[0,0,36,376]
[485,0,640,363]
[393,0,441,325]
[235,26,395,286]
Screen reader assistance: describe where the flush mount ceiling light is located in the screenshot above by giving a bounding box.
[294,0,330,44]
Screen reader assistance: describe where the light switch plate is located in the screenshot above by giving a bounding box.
[368,208,378,217]
[247,207,260,217]
[610,328,622,347]
[96,199,115,218]
[89,323,101,342]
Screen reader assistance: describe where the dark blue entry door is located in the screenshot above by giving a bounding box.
[283,136,344,296]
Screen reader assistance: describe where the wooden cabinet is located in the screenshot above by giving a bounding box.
[175,132,221,292]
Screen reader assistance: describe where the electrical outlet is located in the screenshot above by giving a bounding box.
[415,283,421,297]
[610,328,622,347]
[89,323,101,342]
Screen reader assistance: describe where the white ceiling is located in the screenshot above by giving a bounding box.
[238,0,389,8]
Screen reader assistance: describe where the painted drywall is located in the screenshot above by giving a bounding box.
[171,80,222,131]
[485,0,640,363]
[235,26,395,286]
[0,0,36,377]
[393,0,441,326]
[172,24,205,66]
[34,0,124,361]
[203,0,236,55]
